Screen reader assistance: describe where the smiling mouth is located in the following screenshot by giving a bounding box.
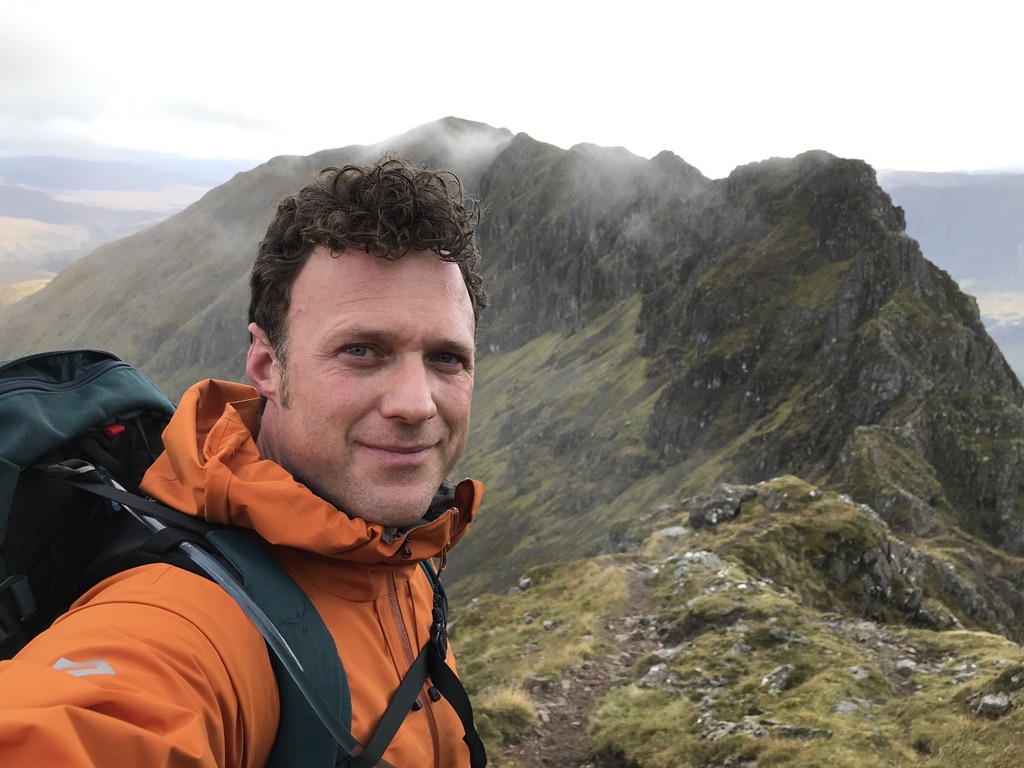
[364,443,435,456]
[386,446,430,455]
[361,445,435,472]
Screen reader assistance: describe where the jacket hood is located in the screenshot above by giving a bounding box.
[140,379,482,565]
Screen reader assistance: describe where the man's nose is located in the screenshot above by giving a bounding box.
[380,359,438,423]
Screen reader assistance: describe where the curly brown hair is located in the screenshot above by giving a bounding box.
[248,154,488,361]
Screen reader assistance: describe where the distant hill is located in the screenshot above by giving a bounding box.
[0,156,209,191]
[0,278,49,306]
[0,154,255,289]
[0,152,255,190]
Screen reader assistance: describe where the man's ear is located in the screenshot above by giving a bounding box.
[246,322,279,402]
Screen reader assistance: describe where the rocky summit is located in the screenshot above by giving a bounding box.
[3,118,1024,765]
[454,476,1024,766]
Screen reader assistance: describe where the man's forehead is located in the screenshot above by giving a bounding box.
[287,248,475,335]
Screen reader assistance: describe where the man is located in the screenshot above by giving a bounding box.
[0,156,488,766]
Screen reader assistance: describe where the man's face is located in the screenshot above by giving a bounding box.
[246,246,476,528]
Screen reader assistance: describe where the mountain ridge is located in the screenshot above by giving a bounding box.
[2,120,1021,591]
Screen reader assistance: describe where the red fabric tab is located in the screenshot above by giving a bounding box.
[103,423,126,438]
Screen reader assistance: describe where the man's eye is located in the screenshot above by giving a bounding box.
[343,346,370,357]
[435,352,468,368]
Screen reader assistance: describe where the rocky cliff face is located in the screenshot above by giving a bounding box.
[475,137,710,352]
[628,151,1024,553]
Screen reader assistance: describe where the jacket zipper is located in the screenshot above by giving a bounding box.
[387,570,441,766]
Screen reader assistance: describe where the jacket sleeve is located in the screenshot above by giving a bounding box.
[0,564,280,767]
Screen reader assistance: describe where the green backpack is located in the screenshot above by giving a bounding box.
[0,349,485,768]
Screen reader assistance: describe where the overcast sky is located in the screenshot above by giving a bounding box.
[1,0,1020,179]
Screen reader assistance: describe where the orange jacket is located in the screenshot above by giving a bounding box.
[0,379,483,767]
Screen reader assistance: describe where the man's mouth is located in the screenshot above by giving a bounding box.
[361,442,437,465]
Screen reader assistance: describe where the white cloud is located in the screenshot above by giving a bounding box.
[1,0,1020,175]
[0,15,113,124]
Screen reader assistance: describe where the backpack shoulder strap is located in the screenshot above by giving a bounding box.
[205,528,352,768]
[343,560,486,768]
[420,559,488,768]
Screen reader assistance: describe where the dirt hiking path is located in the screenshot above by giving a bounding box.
[501,565,659,767]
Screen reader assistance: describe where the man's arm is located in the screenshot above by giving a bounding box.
[0,564,279,767]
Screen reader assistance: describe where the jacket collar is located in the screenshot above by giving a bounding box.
[140,379,481,565]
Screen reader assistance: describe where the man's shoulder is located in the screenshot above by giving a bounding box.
[67,563,258,640]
